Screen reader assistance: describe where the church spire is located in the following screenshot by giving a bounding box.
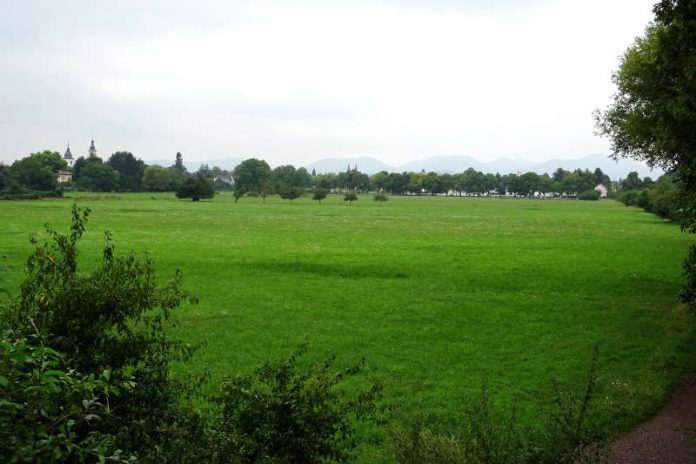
[88,139,97,157]
[63,142,74,167]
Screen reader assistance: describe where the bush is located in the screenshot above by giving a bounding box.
[374,191,389,204]
[617,189,640,206]
[176,175,215,201]
[344,192,358,205]
[211,347,382,463]
[577,190,600,201]
[3,205,199,460]
[278,186,304,202]
[0,338,132,463]
[312,188,328,204]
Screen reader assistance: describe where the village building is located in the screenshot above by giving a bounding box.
[59,139,97,183]
[594,184,608,198]
[57,170,73,183]
[88,139,97,157]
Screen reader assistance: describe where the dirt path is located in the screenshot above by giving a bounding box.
[608,377,696,464]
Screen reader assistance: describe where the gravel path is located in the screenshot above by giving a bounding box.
[608,377,696,464]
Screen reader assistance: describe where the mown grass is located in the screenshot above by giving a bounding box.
[1,192,694,460]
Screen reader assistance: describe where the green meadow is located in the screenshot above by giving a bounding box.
[1,193,694,456]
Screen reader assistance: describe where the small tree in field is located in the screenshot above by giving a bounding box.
[176,175,215,201]
[233,187,246,203]
[343,192,358,205]
[279,186,304,203]
[312,188,328,204]
[373,191,388,205]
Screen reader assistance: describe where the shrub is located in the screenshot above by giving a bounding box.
[3,205,200,460]
[0,338,132,463]
[577,190,600,201]
[279,186,304,202]
[312,188,328,204]
[176,175,215,201]
[374,191,389,204]
[344,192,358,205]
[212,347,382,463]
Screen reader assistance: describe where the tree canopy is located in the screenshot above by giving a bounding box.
[233,158,272,197]
[595,0,696,193]
[142,165,173,192]
[107,151,145,191]
[11,150,66,191]
[175,175,215,201]
[596,0,696,310]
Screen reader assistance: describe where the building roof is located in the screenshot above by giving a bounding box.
[63,145,73,160]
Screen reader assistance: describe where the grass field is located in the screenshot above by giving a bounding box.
[1,192,694,458]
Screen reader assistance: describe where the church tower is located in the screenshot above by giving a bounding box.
[88,139,97,157]
[63,143,74,167]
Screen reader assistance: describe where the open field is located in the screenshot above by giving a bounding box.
[1,193,694,458]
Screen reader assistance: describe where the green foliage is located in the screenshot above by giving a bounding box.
[343,192,358,205]
[373,191,389,204]
[595,1,696,312]
[212,348,382,463]
[10,150,66,191]
[0,187,63,200]
[75,158,120,192]
[0,164,11,191]
[0,338,132,463]
[577,190,601,201]
[312,188,328,204]
[595,2,696,186]
[681,245,696,314]
[621,172,643,191]
[273,165,312,191]
[142,165,174,191]
[616,175,682,222]
[3,205,197,460]
[172,152,187,173]
[233,187,246,203]
[278,186,304,202]
[338,169,369,192]
[176,175,215,201]
[233,158,273,197]
[107,151,146,191]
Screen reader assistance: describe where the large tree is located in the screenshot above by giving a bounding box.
[0,163,11,190]
[175,175,215,201]
[142,165,173,192]
[596,0,696,309]
[595,0,696,207]
[72,155,120,192]
[107,151,146,191]
[233,158,273,198]
[11,150,66,191]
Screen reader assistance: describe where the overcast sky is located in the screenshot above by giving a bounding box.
[0,0,656,167]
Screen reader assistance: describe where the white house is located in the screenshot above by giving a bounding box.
[57,170,73,183]
[594,184,608,198]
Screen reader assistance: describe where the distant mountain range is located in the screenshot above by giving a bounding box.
[147,154,662,181]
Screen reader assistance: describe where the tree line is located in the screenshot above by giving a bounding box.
[1,148,679,202]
